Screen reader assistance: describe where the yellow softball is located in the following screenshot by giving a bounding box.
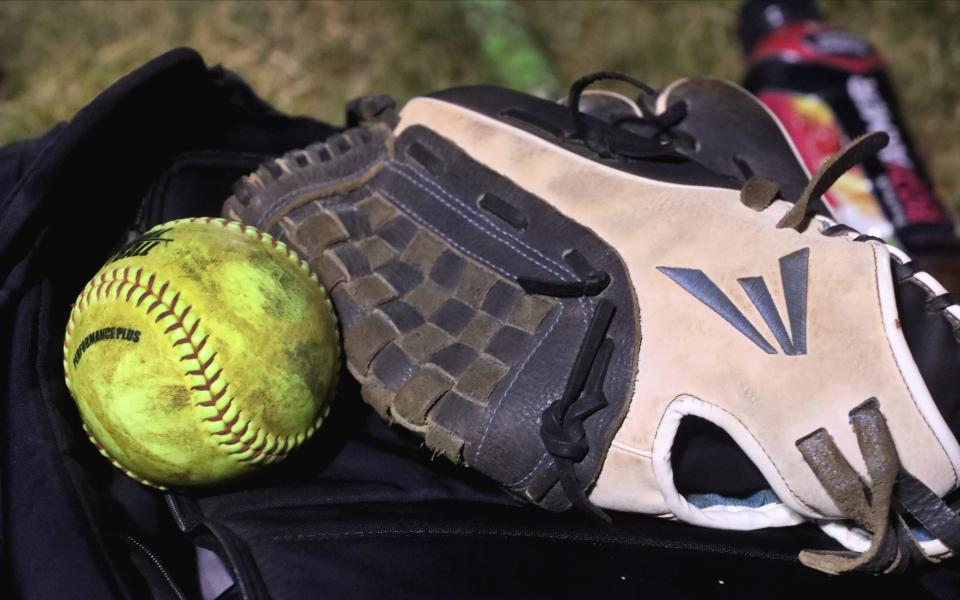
[63,218,340,489]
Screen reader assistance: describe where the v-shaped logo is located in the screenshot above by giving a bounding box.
[658,248,809,355]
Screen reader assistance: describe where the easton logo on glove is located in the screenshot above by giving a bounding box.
[658,248,809,355]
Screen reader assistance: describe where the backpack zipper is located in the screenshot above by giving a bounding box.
[124,534,188,600]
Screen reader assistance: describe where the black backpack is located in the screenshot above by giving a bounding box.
[3,48,958,599]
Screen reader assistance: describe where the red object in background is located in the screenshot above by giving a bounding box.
[738,0,957,253]
[752,21,883,75]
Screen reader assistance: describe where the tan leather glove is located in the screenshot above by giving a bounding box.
[224,74,960,575]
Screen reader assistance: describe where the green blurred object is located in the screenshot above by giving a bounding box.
[458,0,560,98]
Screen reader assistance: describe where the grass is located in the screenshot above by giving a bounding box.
[1,0,958,209]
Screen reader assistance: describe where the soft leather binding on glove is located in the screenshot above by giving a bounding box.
[224,75,960,575]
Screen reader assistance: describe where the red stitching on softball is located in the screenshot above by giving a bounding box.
[196,383,228,406]
[202,398,232,421]
[219,418,249,442]
[212,409,242,434]
[235,434,271,462]
[186,353,217,376]
[82,272,286,462]
[179,334,208,360]
[204,369,222,388]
